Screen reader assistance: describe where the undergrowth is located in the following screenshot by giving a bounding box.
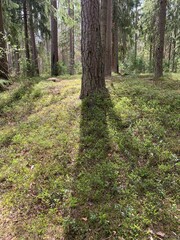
[0,74,179,239]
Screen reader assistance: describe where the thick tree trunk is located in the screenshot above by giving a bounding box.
[23,0,31,76]
[68,0,75,75]
[0,0,8,79]
[51,0,58,76]
[112,2,119,73]
[29,3,39,76]
[105,0,112,76]
[80,0,105,99]
[154,0,167,79]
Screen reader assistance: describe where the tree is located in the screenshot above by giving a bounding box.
[68,0,75,75]
[112,0,119,73]
[101,0,112,76]
[28,1,39,76]
[100,0,107,76]
[105,0,112,76]
[51,0,58,76]
[80,0,105,98]
[154,0,167,79]
[23,0,31,76]
[0,0,8,79]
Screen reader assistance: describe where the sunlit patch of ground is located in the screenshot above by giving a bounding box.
[0,74,179,239]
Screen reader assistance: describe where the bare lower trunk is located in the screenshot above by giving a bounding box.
[149,37,153,72]
[172,27,177,73]
[68,0,75,75]
[0,0,8,79]
[134,0,138,62]
[112,2,119,73]
[23,0,31,76]
[29,3,39,76]
[105,0,112,76]
[100,0,107,76]
[80,0,105,98]
[51,0,58,76]
[154,0,167,79]
[14,49,20,75]
[168,36,172,71]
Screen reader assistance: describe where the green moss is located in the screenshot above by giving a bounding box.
[0,74,179,239]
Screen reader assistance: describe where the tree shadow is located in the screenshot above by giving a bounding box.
[64,90,127,240]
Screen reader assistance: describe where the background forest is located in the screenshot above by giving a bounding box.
[0,0,179,82]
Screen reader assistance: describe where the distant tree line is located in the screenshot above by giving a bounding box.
[0,0,179,85]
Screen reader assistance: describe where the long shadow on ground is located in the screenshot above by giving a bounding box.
[64,91,127,240]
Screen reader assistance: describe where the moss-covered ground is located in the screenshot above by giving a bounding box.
[0,74,179,239]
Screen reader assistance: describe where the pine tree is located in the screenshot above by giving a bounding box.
[0,0,8,79]
[51,0,58,76]
[154,0,167,79]
[80,0,105,98]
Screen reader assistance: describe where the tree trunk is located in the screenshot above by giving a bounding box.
[51,0,58,76]
[112,1,119,73]
[105,0,112,76]
[168,35,172,71]
[172,26,177,73]
[29,3,39,76]
[100,0,107,76]
[134,0,138,63]
[149,36,153,72]
[80,0,105,99]
[0,0,8,79]
[14,49,20,75]
[154,0,167,79]
[68,0,75,75]
[23,0,31,76]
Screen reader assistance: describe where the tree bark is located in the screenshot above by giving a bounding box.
[23,0,31,76]
[154,0,167,79]
[168,35,172,71]
[29,3,39,76]
[134,0,138,62]
[80,0,105,99]
[68,0,75,75]
[0,0,8,79]
[51,0,58,76]
[100,0,107,76]
[112,1,119,73]
[105,0,112,76]
[172,26,177,73]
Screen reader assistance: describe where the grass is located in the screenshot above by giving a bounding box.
[0,74,179,239]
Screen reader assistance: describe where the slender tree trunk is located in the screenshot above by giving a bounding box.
[154,0,167,79]
[134,0,138,62]
[168,36,172,71]
[100,0,107,76]
[112,1,119,73]
[149,36,153,72]
[105,0,112,76]
[51,0,58,76]
[172,26,177,73]
[29,3,39,76]
[0,0,8,79]
[14,49,20,75]
[68,0,75,75]
[80,0,105,99]
[23,0,31,76]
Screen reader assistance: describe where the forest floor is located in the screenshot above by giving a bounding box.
[0,74,179,240]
